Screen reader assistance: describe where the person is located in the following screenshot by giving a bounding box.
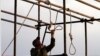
[30,30,55,56]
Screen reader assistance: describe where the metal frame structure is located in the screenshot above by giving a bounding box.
[14,0,17,56]
[23,0,100,23]
[1,0,100,56]
[22,0,94,24]
[63,0,67,55]
[35,0,96,20]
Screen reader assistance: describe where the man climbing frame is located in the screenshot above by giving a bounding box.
[30,30,55,56]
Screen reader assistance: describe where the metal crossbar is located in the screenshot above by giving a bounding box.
[1,18,36,29]
[39,18,100,26]
[76,0,100,10]
[1,10,49,24]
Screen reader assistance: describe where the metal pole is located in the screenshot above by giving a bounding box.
[38,0,40,37]
[76,0,100,10]
[14,0,17,56]
[42,26,48,44]
[63,0,67,56]
[1,10,49,24]
[40,20,84,26]
[84,19,88,56]
[1,18,36,29]
[37,18,100,26]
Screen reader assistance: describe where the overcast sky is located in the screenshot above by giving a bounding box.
[0,22,1,55]
[1,0,100,56]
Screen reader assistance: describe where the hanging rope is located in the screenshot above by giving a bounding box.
[69,11,76,55]
[54,9,63,30]
[2,4,34,56]
[47,3,63,55]
[48,5,63,32]
[48,4,52,31]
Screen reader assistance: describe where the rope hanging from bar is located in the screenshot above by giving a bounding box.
[69,11,76,55]
[40,2,63,55]
[49,7,64,56]
[48,5,63,32]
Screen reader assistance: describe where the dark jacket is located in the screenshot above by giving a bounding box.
[30,37,55,56]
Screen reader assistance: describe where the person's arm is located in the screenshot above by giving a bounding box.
[46,30,55,52]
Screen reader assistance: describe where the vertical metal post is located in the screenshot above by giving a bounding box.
[63,0,67,56]
[14,0,17,56]
[84,19,88,56]
[42,26,48,44]
[38,0,40,37]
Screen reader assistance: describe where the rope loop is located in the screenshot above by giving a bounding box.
[69,11,76,55]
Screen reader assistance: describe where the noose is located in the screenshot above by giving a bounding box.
[69,11,76,55]
[48,4,52,31]
[47,3,63,55]
[48,5,63,32]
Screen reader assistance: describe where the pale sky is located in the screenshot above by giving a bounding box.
[1,0,100,56]
[0,22,1,55]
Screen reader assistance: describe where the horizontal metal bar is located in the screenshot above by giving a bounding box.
[22,0,93,24]
[1,10,49,24]
[1,18,37,29]
[39,18,100,26]
[76,0,100,10]
[96,0,100,2]
[40,20,83,26]
[36,0,93,19]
